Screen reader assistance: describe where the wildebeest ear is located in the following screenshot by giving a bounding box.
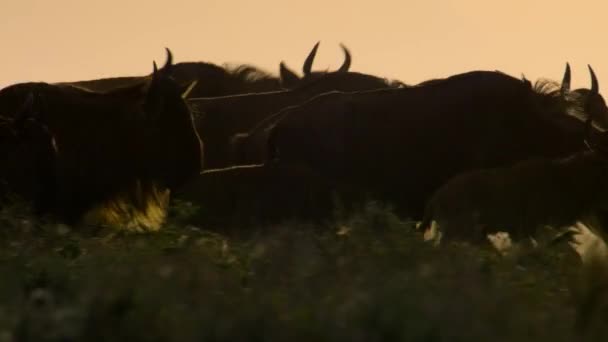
[180,80,199,99]
[279,62,300,88]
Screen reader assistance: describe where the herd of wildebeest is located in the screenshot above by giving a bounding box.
[2,42,608,251]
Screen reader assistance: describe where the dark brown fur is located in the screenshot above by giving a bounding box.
[419,151,608,242]
[192,71,400,169]
[0,50,203,225]
[57,62,283,97]
[266,68,607,218]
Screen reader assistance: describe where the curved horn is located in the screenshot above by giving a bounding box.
[589,65,599,94]
[153,61,159,74]
[163,47,173,70]
[302,41,320,75]
[561,62,571,95]
[337,43,352,73]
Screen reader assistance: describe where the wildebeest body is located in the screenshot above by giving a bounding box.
[419,152,608,242]
[0,51,203,225]
[192,71,401,169]
[267,70,603,218]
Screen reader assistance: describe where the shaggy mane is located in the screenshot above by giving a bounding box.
[223,64,279,83]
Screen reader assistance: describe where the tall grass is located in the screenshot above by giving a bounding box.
[0,200,603,341]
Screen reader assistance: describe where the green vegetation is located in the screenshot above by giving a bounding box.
[0,201,602,341]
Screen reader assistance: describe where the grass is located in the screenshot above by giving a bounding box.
[0,200,602,341]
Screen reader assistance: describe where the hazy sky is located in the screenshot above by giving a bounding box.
[1,0,606,90]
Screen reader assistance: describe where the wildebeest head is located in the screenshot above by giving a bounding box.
[139,48,204,189]
[505,64,608,161]
[279,41,355,88]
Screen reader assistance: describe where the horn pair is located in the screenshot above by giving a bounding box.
[302,41,351,75]
[561,63,598,95]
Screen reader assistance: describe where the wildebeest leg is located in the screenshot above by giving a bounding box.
[52,165,90,225]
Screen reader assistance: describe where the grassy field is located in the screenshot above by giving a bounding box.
[0,200,604,341]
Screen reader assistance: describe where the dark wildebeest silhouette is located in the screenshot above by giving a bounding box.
[417,100,608,246]
[0,49,203,228]
[0,97,57,214]
[264,65,608,219]
[191,71,403,169]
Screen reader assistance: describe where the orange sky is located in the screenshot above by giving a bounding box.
[1,0,606,90]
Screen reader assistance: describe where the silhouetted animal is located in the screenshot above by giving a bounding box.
[0,49,203,226]
[264,65,608,218]
[192,72,402,169]
[418,93,608,244]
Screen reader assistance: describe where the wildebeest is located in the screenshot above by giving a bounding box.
[263,65,607,219]
[418,138,608,245]
[0,49,203,228]
[417,90,608,244]
[191,71,403,169]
